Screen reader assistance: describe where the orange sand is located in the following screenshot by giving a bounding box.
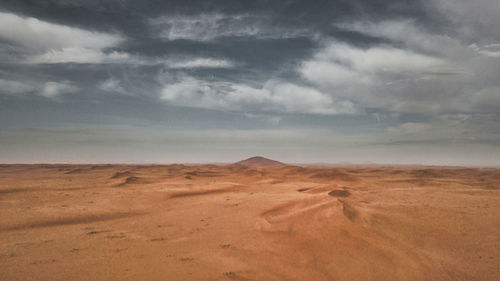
[0,164,499,280]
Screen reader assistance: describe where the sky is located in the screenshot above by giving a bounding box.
[0,0,499,165]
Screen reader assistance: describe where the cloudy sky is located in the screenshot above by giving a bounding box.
[0,0,499,165]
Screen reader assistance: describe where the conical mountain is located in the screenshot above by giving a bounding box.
[234,156,286,167]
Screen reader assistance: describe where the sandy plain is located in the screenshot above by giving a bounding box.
[0,162,499,280]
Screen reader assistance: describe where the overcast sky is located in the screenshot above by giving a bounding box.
[0,0,499,165]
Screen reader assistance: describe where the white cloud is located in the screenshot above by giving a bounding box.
[0,78,79,98]
[0,12,231,66]
[430,0,500,41]
[300,41,454,96]
[166,58,235,68]
[269,82,353,115]
[0,79,36,95]
[308,42,452,74]
[29,47,131,64]
[160,77,230,109]
[469,43,500,58]
[151,13,305,41]
[99,78,125,94]
[302,16,500,114]
[0,12,122,50]
[301,59,369,89]
[467,87,500,111]
[151,14,257,41]
[299,41,457,112]
[40,81,78,98]
[337,20,463,57]
[0,12,129,64]
[160,76,355,115]
[334,11,500,114]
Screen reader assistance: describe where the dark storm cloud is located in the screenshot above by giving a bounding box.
[0,0,433,46]
[0,0,499,164]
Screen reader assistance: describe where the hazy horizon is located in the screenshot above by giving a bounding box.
[1,0,499,165]
[2,156,499,168]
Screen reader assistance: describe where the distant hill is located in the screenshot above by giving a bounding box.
[234,156,286,168]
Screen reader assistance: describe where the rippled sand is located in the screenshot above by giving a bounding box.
[0,164,499,280]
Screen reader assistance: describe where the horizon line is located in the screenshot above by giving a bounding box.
[1,161,499,169]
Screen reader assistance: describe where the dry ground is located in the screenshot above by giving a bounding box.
[0,164,499,280]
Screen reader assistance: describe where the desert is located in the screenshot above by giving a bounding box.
[0,157,499,280]
[2,0,500,280]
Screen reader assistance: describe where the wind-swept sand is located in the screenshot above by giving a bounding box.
[0,163,499,280]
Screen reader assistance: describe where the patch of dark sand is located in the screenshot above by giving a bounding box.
[328,190,351,197]
[0,212,144,231]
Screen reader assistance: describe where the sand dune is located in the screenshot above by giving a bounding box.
[1,212,144,231]
[0,163,499,280]
[169,186,239,198]
[110,171,134,179]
